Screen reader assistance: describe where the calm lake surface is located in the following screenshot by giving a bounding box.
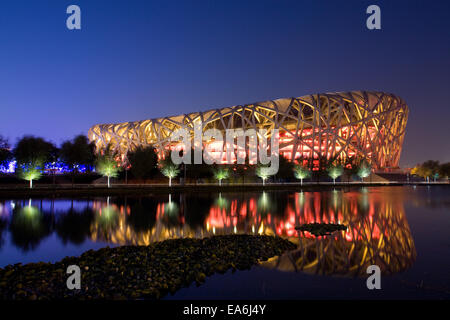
[0,186,449,299]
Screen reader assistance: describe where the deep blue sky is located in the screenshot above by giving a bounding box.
[0,0,449,166]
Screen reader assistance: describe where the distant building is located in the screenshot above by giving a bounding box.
[88,91,408,169]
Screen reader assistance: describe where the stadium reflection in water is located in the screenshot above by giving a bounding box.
[0,187,420,278]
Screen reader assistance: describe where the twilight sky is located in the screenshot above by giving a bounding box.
[0,0,449,167]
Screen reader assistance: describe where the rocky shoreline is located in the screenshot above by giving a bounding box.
[0,235,296,300]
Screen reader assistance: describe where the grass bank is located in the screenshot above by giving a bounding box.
[0,235,296,300]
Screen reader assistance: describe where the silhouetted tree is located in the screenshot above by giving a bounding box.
[0,135,12,169]
[13,135,57,165]
[411,160,441,182]
[231,164,254,184]
[60,135,95,172]
[315,155,337,182]
[275,155,294,181]
[179,147,211,182]
[439,162,450,180]
[127,146,158,181]
[422,160,440,172]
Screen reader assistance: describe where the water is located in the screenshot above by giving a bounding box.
[0,186,449,299]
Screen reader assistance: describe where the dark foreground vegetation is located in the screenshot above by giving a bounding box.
[0,235,296,300]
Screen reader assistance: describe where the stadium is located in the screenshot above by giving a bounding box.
[88,91,408,169]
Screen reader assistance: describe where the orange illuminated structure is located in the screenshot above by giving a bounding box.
[88,91,408,169]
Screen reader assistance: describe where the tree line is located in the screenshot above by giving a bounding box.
[1,134,448,188]
[94,146,376,187]
[410,160,450,182]
[0,134,97,187]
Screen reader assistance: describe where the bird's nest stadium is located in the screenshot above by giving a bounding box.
[88,91,408,169]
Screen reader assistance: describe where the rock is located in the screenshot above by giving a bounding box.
[0,235,296,300]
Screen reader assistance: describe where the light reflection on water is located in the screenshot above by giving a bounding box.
[0,186,448,276]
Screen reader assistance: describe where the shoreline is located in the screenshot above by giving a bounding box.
[0,181,448,198]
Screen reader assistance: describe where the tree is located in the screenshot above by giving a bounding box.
[275,155,294,181]
[422,160,439,180]
[293,163,310,185]
[255,164,275,186]
[95,154,121,187]
[310,154,339,183]
[178,147,212,183]
[0,136,12,170]
[212,166,230,186]
[60,135,95,172]
[422,160,440,182]
[60,135,96,185]
[231,164,253,184]
[357,160,372,182]
[432,172,439,182]
[439,162,450,180]
[411,165,432,182]
[158,156,180,187]
[343,156,358,180]
[127,146,158,181]
[317,155,335,177]
[327,164,343,184]
[13,136,57,165]
[411,160,440,182]
[16,160,43,188]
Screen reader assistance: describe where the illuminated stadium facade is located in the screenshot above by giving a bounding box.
[88,91,408,169]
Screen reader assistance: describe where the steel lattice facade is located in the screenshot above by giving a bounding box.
[88,91,408,169]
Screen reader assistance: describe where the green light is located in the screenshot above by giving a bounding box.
[160,160,180,187]
[357,162,372,181]
[17,162,43,188]
[327,164,343,184]
[215,194,229,209]
[212,167,230,186]
[96,155,121,187]
[293,164,310,185]
[256,165,273,186]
